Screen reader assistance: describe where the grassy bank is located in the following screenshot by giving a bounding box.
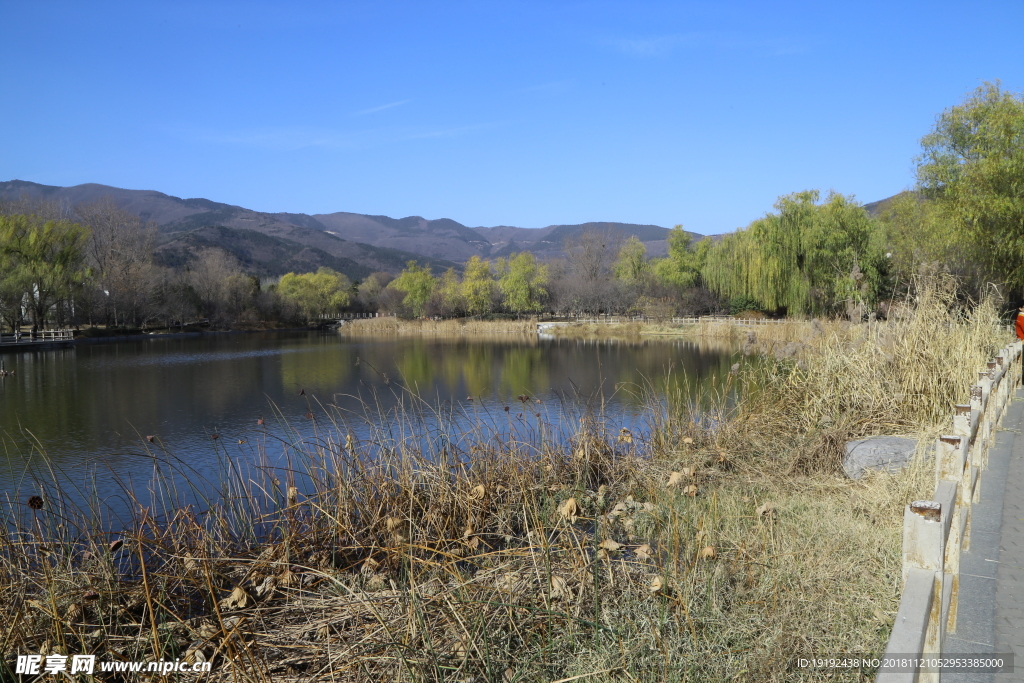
[1,280,1009,682]
[544,318,840,344]
[339,318,538,337]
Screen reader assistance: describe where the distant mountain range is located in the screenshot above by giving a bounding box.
[0,180,712,281]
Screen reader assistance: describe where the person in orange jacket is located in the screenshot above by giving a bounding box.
[1017,302,1024,384]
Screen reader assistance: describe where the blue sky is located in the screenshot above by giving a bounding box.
[2,1,1021,235]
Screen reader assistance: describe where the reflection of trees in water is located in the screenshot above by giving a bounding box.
[0,332,738,481]
[280,342,353,392]
[373,340,553,402]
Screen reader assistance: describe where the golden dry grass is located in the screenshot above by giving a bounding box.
[340,318,538,337]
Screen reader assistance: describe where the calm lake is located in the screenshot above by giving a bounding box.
[0,330,736,520]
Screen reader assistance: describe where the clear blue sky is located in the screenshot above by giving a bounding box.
[2,1,1021,235]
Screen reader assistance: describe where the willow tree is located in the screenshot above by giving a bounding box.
[614,236,650,283]
[437,267,464,316]
[389,261,436,318]
[916,81,1024,292]
[461,256,496,316]
[0,213,90,329]
[702,191,885,315]
[278,267,352,319]
[652,226,711,290]
[497,252,548,314]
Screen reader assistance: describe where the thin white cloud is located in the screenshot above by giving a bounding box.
[609,32,805,57]
[352,100,412,116]
[173,120,504,151]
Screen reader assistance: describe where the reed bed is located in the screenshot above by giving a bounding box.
[339,318,538,337]
[545,319,833,344]
[0,278,1009,682]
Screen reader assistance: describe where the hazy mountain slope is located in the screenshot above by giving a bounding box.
[313,212,492,261]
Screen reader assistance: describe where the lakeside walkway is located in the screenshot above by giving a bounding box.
[946,388,1024,682]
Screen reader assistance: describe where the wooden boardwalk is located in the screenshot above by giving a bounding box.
[876,342,1021,682]
[941,389,1024,682]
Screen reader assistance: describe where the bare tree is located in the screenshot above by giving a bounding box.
[74,198,158,327]
[189,248,243,320]
[551,228,630,315]
[564,228,622,281]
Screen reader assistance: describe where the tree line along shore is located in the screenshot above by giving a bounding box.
[2,83,1022,335]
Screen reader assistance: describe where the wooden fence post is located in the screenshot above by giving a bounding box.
[878,501,944,683]
[936,435,965,634]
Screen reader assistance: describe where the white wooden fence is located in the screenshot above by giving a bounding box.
[0,329,74,346]
[876,340,1022,682]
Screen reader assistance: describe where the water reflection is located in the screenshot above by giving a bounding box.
[0,331,737,515]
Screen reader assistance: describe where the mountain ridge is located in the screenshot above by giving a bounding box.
[8,179,877,279]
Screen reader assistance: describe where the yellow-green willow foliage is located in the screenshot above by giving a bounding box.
[461,255,497,315]
[702,191,886,315]
[917,82,1024,291]
[651,226,711,290]
[496,252,548,314]
[278,267,352,319]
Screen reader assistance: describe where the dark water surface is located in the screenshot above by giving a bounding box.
[0,330,736,519]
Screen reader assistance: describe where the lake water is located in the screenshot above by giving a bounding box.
[0,330,736,521]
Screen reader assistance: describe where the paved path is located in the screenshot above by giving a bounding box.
[945,389,1024,682]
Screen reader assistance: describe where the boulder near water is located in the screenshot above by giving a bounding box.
[842,436,925,479]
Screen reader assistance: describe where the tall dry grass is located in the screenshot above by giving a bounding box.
[545,318,836,344]
[0,278,1009,682]
[340,318,538,337]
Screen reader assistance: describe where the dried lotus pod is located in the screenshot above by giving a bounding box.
[557,498,581,522]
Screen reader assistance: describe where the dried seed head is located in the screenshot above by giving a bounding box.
[27,496,43,510]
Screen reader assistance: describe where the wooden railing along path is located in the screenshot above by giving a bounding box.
[0,329,74,346]
[875,340,1022,682]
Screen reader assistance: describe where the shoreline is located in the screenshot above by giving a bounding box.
[0,325,322,353]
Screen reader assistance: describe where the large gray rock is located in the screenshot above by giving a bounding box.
[843,436,925,479]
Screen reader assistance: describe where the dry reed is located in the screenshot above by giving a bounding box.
[340,318,538,337]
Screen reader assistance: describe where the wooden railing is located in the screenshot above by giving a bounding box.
[876,340,1022,682]
[318,312,380,320]
[0,329,74,345]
